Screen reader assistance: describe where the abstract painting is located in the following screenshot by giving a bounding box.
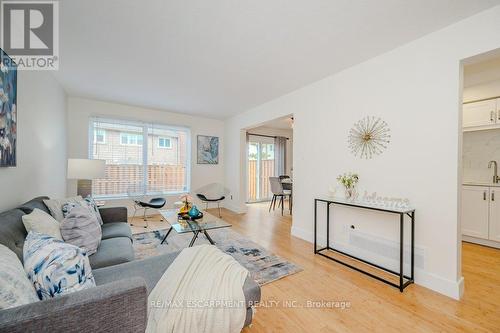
[197,135,219,164]
[0,49,17,167]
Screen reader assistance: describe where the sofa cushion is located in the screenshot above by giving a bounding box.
[101,222,132,240]
[89,237,134,269]
[93,251,179,291]
[23,232,96,300]
[17,197,50,215]
[0,244,39,309]
[93,251,261,308]
[0,209,28,261]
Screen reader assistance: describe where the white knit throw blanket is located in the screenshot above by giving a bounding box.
[146,245,249,333]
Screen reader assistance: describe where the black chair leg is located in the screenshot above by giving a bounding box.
[281,196,284,216]
[269,196,275,212]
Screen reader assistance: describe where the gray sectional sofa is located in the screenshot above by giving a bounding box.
[0,197,261,332]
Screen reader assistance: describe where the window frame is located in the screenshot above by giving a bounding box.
[94,129,106,144]
[89,117,191,199]
[119,132,143,146]
[158,136,172,149]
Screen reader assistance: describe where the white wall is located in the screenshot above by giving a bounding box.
[224,5,500,299]
[66,97,225,214]
[0,71,67,211]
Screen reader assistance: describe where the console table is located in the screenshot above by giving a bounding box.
[314,198,415,292]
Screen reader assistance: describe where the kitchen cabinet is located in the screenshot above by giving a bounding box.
[461,186,489,239]
[462,99,498,128]
[462,185,500,245]
[489,188,500,242]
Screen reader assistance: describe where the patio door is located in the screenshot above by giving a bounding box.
[247,137,275,202]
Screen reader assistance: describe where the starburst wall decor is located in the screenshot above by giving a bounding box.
[348,116,390,159]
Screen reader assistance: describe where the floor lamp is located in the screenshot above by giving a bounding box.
[67,159,106,198]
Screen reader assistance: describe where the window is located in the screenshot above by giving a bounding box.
[89,117,190,198]
[120,133,143,146]
[94,129,106,144]
[158,137,172,149]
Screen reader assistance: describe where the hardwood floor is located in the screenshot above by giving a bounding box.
[130,202,500,333]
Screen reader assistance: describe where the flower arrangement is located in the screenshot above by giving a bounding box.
[337,172,359,200]
[179,194,193,214]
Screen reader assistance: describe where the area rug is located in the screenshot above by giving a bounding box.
[132,228,303,285]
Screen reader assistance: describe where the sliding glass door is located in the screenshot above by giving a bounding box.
[247,138,275,202]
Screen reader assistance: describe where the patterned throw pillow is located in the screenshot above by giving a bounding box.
[23,232,96,300]
[83,197,104,225]
[0,244,39,309]
[62,202,79,218]
[60,206,102,256]
[61,198,103,225]
[43,196,83,221]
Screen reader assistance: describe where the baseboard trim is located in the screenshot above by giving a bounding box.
[291,225,463,300]
[462,235,500,249]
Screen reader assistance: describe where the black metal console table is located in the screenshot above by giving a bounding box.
[314,198,415,292]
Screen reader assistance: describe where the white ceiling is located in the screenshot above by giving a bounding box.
[55,0,500,119]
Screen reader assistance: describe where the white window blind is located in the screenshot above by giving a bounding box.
[89,117,190,198]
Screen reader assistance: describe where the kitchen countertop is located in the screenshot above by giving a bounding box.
[463,182,500,187]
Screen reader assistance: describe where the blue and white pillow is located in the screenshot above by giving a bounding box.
[23,232,96,300]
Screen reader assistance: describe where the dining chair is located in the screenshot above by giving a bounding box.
[269,177,292,216]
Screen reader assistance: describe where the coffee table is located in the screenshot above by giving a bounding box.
[158,209,231,247]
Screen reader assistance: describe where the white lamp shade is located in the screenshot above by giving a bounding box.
[67,159,106,180]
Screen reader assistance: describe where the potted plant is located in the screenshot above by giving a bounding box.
[337,173,359,200]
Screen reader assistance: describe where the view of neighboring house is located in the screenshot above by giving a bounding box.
[90,121,189,197]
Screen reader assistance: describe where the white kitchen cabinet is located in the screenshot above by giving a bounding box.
[463,99,497,128]
[489,188,500,242]
[461,186,489,239]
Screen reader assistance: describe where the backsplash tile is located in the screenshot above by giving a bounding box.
[463,129,500,183]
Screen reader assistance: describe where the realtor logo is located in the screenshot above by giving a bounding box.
[0,0,59,70]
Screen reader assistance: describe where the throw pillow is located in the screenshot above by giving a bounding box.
[62,201,79,218]
[22,208,63,240]
[61,198,103,225]
[43,196,83,222]
[83,197,104,225]
[0,244,39,309]
[60,206,102,256]
[23,231,96,300]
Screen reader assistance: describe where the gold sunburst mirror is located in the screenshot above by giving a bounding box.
[348,116,391,159]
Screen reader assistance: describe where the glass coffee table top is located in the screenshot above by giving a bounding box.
[158,209,231,247]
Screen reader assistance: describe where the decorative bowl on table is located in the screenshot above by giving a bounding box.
[189,212,204,220]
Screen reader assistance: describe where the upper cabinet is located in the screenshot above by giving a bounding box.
[463,99,498,129]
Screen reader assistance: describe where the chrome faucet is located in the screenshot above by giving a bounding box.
[488,161,500,183]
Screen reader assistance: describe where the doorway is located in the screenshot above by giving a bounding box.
[247,140,275,202]
[245,115,294,207]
